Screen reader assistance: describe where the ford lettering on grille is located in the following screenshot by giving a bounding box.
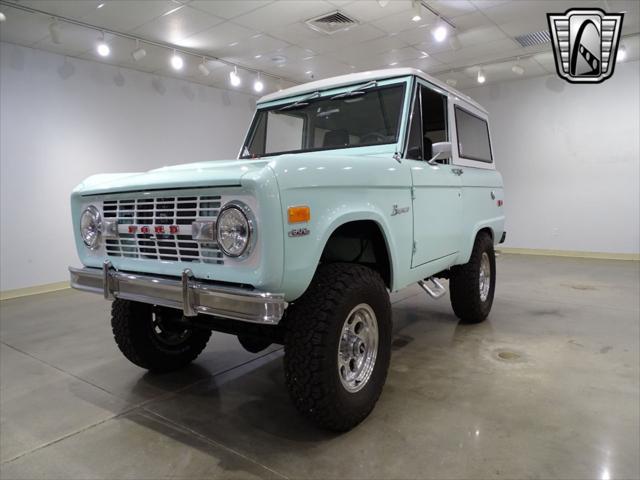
[102,195,223,264]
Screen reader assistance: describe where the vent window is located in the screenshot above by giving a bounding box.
[306,11,358,35]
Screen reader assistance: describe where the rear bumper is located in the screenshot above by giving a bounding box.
[69,262,287,324]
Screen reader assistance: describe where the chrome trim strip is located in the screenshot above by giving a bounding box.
[69,266,287,324]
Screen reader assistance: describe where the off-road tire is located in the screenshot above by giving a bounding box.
[111,299,211,372]
[449,232,496,323]
[283,263,391,432]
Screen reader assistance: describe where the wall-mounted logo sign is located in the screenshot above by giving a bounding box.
[547,8,623,84]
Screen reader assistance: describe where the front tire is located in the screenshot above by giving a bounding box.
[111,299,211,372]
[449,232,496,323]
[283,263,391,432]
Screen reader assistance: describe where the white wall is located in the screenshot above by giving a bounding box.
[0,42,257,291]
[464,60,640,255]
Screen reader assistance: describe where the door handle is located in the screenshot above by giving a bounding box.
[451,168,464,176]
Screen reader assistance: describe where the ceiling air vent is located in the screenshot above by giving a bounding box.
[514,30,551,47]
[306,11,358,35]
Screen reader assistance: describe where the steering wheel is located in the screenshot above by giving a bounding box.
[360,132,387,144]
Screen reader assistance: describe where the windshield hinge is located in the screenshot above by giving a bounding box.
[393,152,402,163]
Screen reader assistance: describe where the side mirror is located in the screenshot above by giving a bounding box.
[427,141,452,165]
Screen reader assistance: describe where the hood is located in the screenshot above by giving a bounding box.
[73,159,271,195]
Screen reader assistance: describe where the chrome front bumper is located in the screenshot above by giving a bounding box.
[69,262,287,324]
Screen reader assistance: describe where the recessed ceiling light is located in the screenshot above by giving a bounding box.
[0,12,6,22]
[97,3,105,8]
[511,63,525,75]
[420,51,429,58]
[271,55,287,64]
[389,62,398,66]
[229,41,239,47]
[254,54,262,59]
[302,55,314,61]
[305,70,312,74]
[477,69,486,84]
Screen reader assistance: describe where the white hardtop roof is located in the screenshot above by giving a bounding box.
[258,67,486,114]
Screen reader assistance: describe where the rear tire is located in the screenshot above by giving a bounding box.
[283,263,391,432]
[111,299,211,372]
[449,232,496,324]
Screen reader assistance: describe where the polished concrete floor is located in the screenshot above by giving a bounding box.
[0,254,638,479]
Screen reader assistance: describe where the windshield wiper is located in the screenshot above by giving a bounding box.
[330,80,378,100]
[278,91,321,111]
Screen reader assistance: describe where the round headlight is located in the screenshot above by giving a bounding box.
[216,204,253,257]
[80,205,102,249]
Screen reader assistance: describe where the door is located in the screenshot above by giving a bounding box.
[405,81,463,268]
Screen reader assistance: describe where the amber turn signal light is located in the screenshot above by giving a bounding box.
[288,205,310,224]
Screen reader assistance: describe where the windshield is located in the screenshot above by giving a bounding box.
[241,83,406,158]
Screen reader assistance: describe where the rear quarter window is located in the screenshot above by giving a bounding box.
[454,106,493,163]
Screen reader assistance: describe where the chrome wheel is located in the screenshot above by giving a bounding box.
[338,303,378,393]
[479,252,491,302]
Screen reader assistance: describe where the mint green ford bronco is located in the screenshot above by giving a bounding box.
[70,68,505,431]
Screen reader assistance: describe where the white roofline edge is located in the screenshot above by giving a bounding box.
[257,68,487,114]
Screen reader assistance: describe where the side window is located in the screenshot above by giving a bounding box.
[265,111,304,153]
[405,86,422,160]
[420,85,448,163]
[455,107,493,163]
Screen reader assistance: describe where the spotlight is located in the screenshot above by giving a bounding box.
[198,57,210,76]
[49,19,61,45]
[411,0,421,22]
[432,22,447,42]
[131,39,146,61]
[446,78,457,87]
[0,12,6,22]
[170,50,183,70]
[254,73,264,92]
[617,44,627,62]
[229,67,241,87]
[477,69,486,84]
[96,33,110,57]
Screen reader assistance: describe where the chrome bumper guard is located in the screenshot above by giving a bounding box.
[69,261,287,324]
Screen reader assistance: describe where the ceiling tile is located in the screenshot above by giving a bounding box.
[456,24,507,47]
[431,37,520,65]
[133,6,225,45]
[325,35,409,64]
[298,23,388,54]
[17,0,101,20]
[0,6,51,46]
[80,0,178,33]
[265,21,324,45]
[370,8,438,35]
[339,0,413,23]
[214,33,290,58]
[426,0,477,18]
[178,21,257,52]
[232,1,334,31]
[189,1,273,20]
[449,11,493,30]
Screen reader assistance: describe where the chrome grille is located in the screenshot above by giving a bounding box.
[103,195,224,264]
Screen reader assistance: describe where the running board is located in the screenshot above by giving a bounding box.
[418,277,447,299]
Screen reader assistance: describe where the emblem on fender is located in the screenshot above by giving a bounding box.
[288,227,310,238]
[391,205,410,216]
